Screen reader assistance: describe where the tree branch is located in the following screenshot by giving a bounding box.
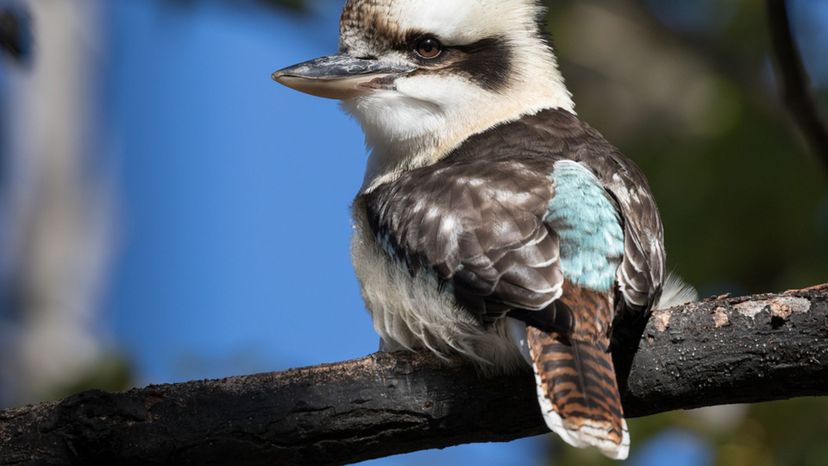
[1,286,827,465]
[0,6,32,63]
[767,0,828,172]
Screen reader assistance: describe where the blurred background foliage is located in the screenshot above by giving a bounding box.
[0,0,826,465]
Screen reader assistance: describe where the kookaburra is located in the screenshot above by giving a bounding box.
[274,0,694,459]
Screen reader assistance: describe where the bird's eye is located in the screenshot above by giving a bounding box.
[414,37,443,59]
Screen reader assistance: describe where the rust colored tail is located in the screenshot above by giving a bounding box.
[527,326,629,459]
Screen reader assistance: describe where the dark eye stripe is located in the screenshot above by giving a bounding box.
[395,33,514,92]
[449,36,512,91]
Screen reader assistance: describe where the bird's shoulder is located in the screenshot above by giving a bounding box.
[517,109,665,309]
[362,108,653,234]
[358,108,664,315]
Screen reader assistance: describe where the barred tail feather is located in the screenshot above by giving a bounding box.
[527,327,630,460]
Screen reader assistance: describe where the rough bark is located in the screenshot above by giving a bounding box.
[1,286,827,465]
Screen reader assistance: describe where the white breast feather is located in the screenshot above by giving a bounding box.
[351,207,526,373]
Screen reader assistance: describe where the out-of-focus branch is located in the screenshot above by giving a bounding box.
[0,7,30,61]
[0,0,112,407]
[767,0,828,172]
[1,286,827,465]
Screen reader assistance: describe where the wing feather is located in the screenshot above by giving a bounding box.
[362,108,665,327]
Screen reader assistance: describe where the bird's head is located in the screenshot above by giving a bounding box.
[274,0,573,189]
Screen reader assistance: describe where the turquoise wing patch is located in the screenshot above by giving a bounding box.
[545,160,624,292]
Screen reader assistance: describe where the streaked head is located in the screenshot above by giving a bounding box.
[274,0,573,187]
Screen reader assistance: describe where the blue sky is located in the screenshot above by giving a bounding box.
[106,0,371,381]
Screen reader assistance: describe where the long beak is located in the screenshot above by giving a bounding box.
[272,54,415,100]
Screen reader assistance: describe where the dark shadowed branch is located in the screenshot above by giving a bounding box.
[0,6,31,63]
[1,286,827,465]
[766,0,828,172]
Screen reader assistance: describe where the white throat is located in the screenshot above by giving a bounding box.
[345,50,574,193]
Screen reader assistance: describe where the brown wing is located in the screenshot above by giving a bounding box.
[362,108,665,324]
[520,109,666,310]
[363,156,564,323]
